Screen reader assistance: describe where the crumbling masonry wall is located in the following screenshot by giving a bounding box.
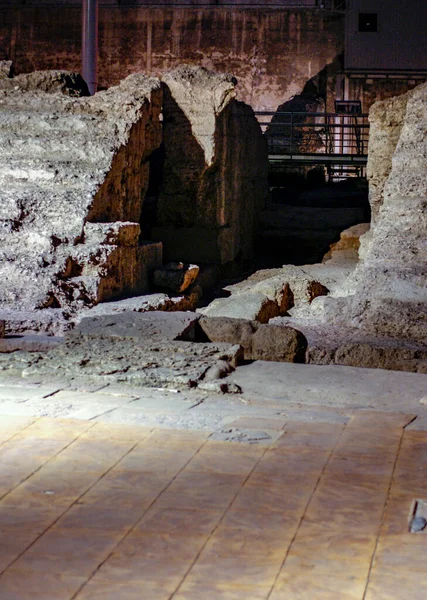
[0,6,343,113]
[152,65,269,265]
[0,65,269,326]
[324,82,427,344]
[0,71,163,314]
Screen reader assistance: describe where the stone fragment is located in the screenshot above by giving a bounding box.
[0,335,63,353]
[0,60,13,79]
[167,284,204,312]
[0,72,162,320]
[225,266,328,313]
[154,65,268,265]
[0,320,4,338]
[198,380,242,394]
[251,324,307,363]
[216,344,244,369]
[75,285,203,326]
[198,294,280,324]
[0,308,70,336]
[154,263,200,293]
[322,223,370,263]
[245,278,293,314]
[198,315,306,363]
[203,359,235,381]
[279,266,329,305]
[198,316,256,358]
[77,293,171,320]
[0,69,89,96]
[271,317,427,373]
[69,311,201,342]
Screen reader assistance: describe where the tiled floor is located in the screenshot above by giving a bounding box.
[0,412,426,599]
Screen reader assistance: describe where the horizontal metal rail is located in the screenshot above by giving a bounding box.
[256,111,369,166]
[269,154,367,164]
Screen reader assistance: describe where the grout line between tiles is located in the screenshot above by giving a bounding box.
[69,430,210,600]
[0,418,99,505]
[266,421,348,599]
[0,417,40,448]
[0,429,151,577]
[168,426,288,600]
[362,424,408,600]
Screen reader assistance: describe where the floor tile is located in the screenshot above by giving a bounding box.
[0,569,86,600]
[0,529,45,572]
[270,569,366,600]
[231,481,313,514]
[75,578,172,600]
[134,506,221,536]
[218,507,298,537]
[154,472,244,510]
[0,415,421,599]
[55,503,141,533]
[184,440,263,476]
[85,422,153,442]
[20,417,94,440]
[12,526,124,577]
[365,566,427,600]
[174,580,271,600]
[95,532,206,587]
[227,416,288,431]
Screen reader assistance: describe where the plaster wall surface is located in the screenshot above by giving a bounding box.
[0,6,344,111]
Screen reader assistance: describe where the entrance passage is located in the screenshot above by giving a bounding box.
[256,111,370,180]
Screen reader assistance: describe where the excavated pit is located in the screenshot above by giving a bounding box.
[0,65,426,382]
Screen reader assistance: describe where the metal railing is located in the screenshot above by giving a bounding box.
[257,111,369,158]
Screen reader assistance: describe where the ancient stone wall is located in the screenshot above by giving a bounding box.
[0,71,163,314]
[152,65,269,265]
[348,77,426,115]
[366,90,413,225]
[324,82,427,344]
[0,6,343,112]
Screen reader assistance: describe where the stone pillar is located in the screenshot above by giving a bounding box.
[153,65,269,265]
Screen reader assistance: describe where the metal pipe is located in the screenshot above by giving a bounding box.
[82,0,98,95]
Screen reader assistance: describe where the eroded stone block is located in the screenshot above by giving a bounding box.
[198,315,307,363]
[154,263,199,293]
[323,82,427,345]
[156,65,269,265]
[0,71,163,322]
[70,311,201,342]
[198,293,280,324]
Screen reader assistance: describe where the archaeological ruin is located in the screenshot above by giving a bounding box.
[0,55,426,382]
[2,4,427,600]
[0,0,426,385]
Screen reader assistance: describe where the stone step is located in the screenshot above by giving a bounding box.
[270,316,427,374]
